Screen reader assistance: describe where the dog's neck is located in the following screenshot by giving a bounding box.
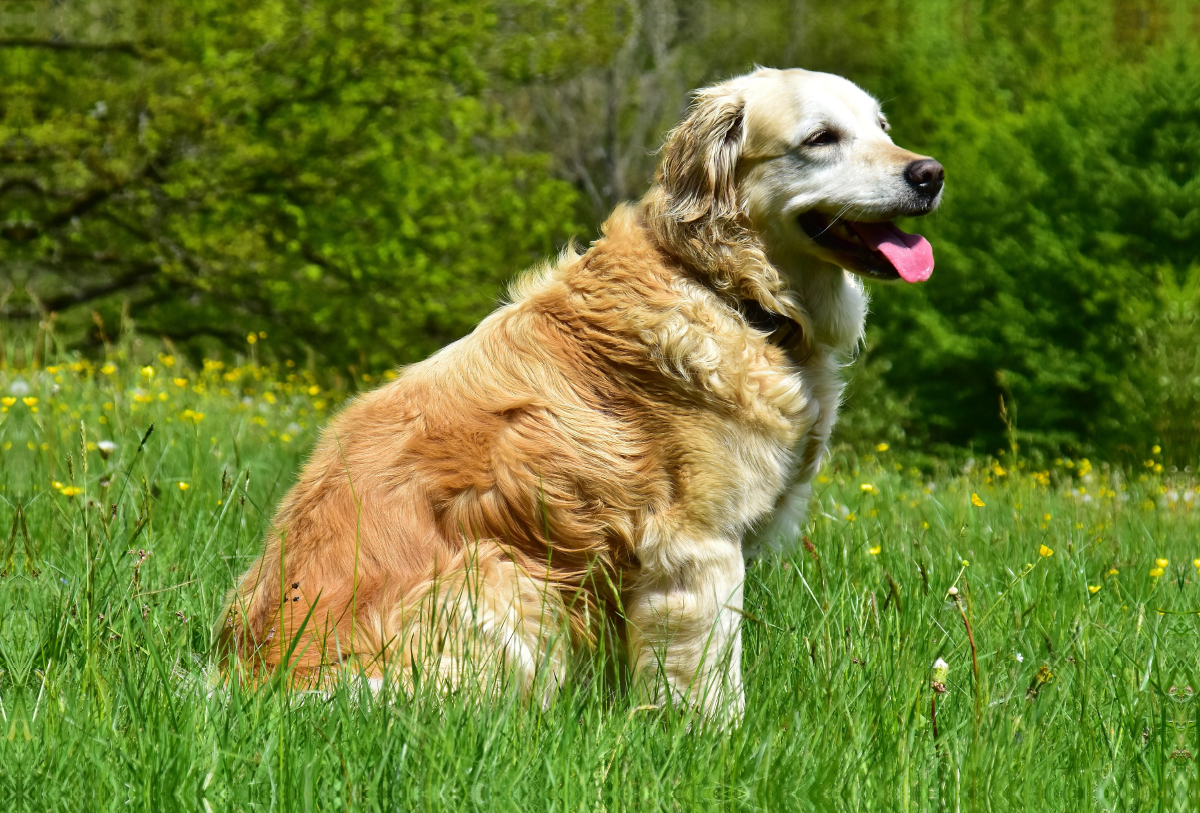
[636,191,866,358]
[770,250,868,355]
[717,252,868,359]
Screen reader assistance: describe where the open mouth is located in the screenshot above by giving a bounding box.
[797,212,934,283]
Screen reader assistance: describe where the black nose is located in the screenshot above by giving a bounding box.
[905,159,944,196]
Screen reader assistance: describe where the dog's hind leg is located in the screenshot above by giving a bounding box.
[363,545,573,707]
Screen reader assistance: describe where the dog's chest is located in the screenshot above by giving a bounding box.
[705,348,831,534]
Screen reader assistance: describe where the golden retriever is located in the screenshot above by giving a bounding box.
[216,67,943,722]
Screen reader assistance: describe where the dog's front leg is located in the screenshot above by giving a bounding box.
[624,536,745,724]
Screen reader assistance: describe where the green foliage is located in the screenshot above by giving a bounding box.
[3,359,1199,810]
[864,39,1200,459]
[1,0,580,369]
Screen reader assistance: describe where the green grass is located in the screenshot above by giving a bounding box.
[2,351,1198,811]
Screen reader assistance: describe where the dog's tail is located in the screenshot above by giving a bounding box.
[214,539,575,699]
[212,538,359,688]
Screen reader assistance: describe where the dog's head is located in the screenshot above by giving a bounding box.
[654,68,942,286]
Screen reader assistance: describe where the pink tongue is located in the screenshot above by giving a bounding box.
[848,221,934,283]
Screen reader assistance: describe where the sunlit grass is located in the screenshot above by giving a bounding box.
[1,349,1197,811]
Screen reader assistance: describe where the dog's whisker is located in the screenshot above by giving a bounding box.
[812,203,857,238]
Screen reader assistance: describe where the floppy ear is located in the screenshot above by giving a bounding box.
[647,80,809,350]
[657,87,746,224]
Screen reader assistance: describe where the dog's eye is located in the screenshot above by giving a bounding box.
[804,130,837,147]
[879,118,890,133]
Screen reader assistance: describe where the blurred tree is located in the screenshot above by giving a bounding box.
[867,39,1200,459]
[3,0,1196,458]
[0,0,580,369]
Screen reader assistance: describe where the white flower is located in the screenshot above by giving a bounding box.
[932,658,949,683]
[1015,652,1024,663]
[97,440,116,459]
[8,379,30,396]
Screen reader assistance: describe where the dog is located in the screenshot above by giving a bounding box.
[216,67,942,722]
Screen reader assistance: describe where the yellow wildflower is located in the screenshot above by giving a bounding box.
[178,482,190,491]
[22,397,37,407]
[875,442,889,452]
[141,366,155,378]
[1150,567,1164,578]
[1193,559,1200,569]
[1,397,14,407]
[101,363,116,375]
[1108,568,1118,576]
[60,486,82,497]
[1152,445,1161,454]
[869,546,881,555]
[1156,558,1168,568]
[247,333,258,344]
[1039,544,1054,558]
[860,483,878,495]
[971,493,985,507]
[1088,585,1100,594]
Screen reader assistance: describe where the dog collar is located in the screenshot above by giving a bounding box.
[738,297,802,354]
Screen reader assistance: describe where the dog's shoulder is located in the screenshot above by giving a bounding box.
[505,206,810,432]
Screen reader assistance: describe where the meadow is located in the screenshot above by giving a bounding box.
[1,348,1197,811]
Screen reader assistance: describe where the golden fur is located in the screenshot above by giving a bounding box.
[216,68,941,720]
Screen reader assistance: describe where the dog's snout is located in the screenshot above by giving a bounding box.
[905,159,944,195]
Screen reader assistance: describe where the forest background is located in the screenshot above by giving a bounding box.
[2,0,1198,463]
